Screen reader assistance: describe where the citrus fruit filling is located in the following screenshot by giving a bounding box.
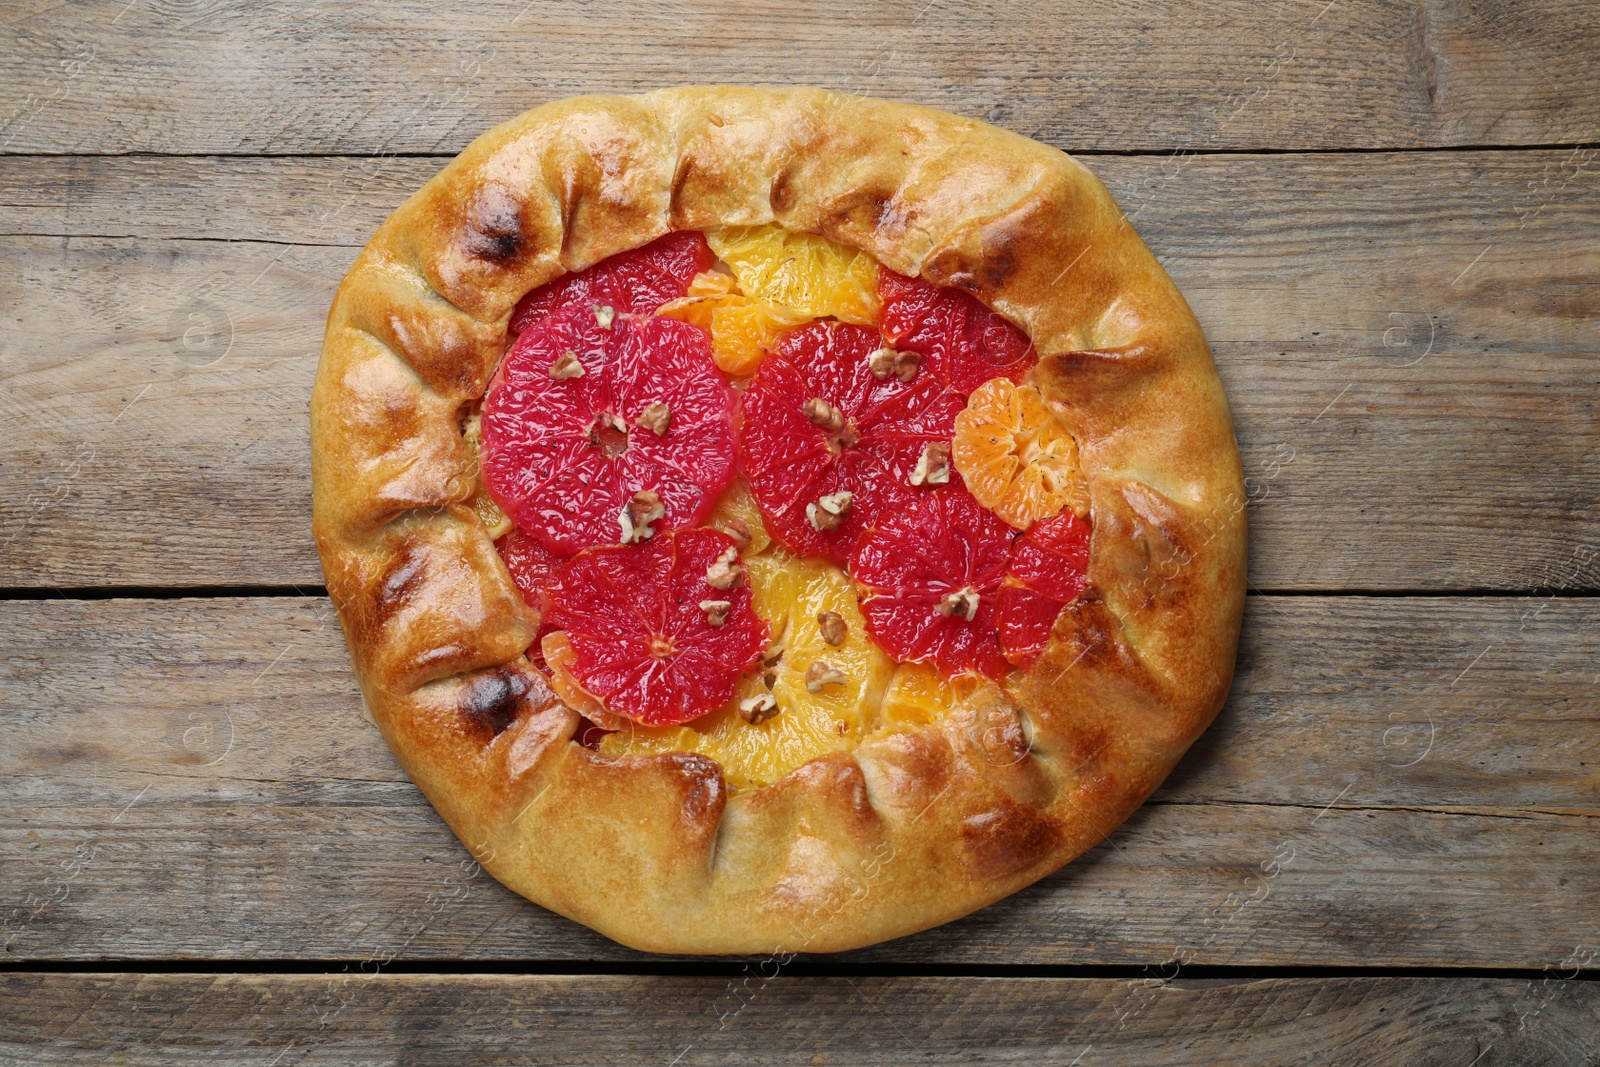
[735,320,965,562]
[879,268,1037,395]
[540,529,768,726]
[508,231,713,336]
[481,227,1093,788]
[480,303,736,555]
[953,376,1089,529]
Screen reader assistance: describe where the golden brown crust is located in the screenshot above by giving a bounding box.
[310,86,1246,954]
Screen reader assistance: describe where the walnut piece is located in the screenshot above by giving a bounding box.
[705,545,745,590]
[936,587,981,620]
[635,401,671,436]
[549,350,585,380]
[868,346,921,383]
[910,441,952,487]
[618,490,665,544]
[716,517,753,550]
[738,692,780,725]
[804,660,848,694]
[806,491,853,532]
[593,303,616,329]
[699,599,732,627]
[803,397,846,433]
[817,610,848,646]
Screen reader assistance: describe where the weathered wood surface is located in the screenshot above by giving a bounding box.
[2,151,1596,591]
[4,0,1598,156]
[3,596,1595,965]
[3,973,1596,1065]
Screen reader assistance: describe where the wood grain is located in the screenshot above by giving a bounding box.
[1,151,1596,591]
[3,0,1598,155]
[2,973,1596,1065]
[2,596,1595,965]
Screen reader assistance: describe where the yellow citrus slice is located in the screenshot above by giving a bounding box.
[952,377,1089,530]
[600,550,894,789]
[460,410,511,539]
[707,225,880,326]
[657,271,810,377]
[702,475,773,557]
[877,662,988,730]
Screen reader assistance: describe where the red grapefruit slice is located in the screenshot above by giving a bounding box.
[734,321,965,563]
[494,525,564,673]
[850,484,1015,679]
[508,231,713,336]
[481,304,736,555]
[878,269,1037,395]
[541,529,769,725]
[993,509,1092,669]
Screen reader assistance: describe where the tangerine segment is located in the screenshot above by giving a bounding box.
[481,305,736,555]
[851,484,1015,680]
[509,231,713,335]
[953,377,1089,530]
[994,509,1092,669]
[708,225,881,326]
[598,550,893,789]
[542,529,768,726]
[878,269,1037,395]
[735,321,965,563]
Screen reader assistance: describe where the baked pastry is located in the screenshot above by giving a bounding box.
[311,86,1246,954]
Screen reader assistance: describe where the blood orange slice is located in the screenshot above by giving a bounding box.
[953,377,1088,530]
[541,529,768,726]
[735,321,965,562]
[481,304,736,555]
[878,269,1037,395]
[994,509,1092,669]
[850,484,1015,679]
[508,231,713,336]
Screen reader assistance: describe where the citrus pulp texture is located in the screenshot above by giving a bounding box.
[735,321,965,563]
[508,231,713,336]
[481,304,736,555]
[879,268,1037,395]
[953,377,1089,530]
[993,509,1092,669]
[541,529,768,726]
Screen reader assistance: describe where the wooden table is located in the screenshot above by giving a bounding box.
[3,1,1597,1062]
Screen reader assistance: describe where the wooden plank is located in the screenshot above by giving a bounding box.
[2,150,1597,590]
[3,0,1598,155]
[2,596,1595,965]
[2,973,1597,1065]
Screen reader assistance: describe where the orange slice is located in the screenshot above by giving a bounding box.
[600,550,894,789]
[657,271,810,377]
[877,662,987,730]
[703,475,773,558]
[707,225,880,326]
[952,377,1089,530]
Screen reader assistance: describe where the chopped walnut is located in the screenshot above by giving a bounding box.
[806,490,853,532]
[803,397,846,433]
[593,303,616,329]
[761,644,785,669]
[549,350,585,380]
[738,692,780,725]
[635,401,671,436]
[817,610,848,646]
[705,545,745,590]
[618,490,665,544]
[716,517,753,550]
[868,346,921,383]
[910,441,952,487]
[699,599,732,627]
[936,587,981,620]
[804,660,848,694]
